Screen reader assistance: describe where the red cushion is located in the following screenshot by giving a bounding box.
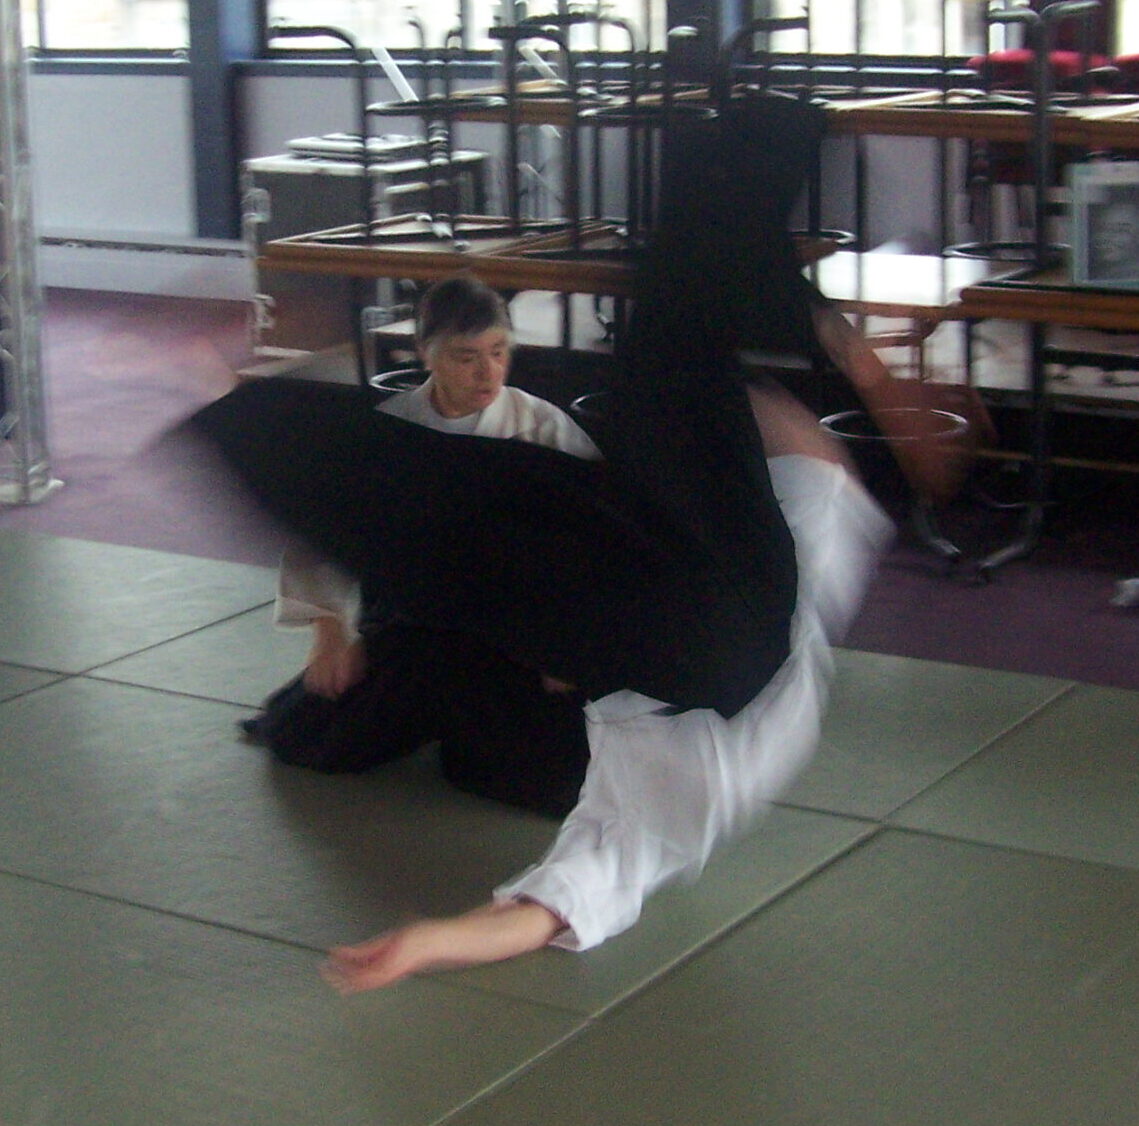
[967,48,1109,87]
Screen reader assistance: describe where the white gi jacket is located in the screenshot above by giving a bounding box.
[274,378,601,627]
[496,455,894,951]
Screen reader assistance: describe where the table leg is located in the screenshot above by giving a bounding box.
[912,497,964,565]
[975,320,1051,577]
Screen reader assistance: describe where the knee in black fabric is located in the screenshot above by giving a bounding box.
[439,738,589,818]
[245,654,443,774]
[253,679,388,773]
[438,689,590,819]
[241,675,339,764]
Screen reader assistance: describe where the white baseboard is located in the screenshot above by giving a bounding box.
[37,235,255,301]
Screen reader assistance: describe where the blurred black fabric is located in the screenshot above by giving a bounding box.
[186,97,849,717]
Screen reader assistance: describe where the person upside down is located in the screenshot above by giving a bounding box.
[191,102,970,992]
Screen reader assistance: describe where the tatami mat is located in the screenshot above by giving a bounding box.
[1,530,1136,1124]
[0,661,60,701]
[783,648,1072,820]
[0,676,556,947]
[443,831,1139,1126]
[0,531,274,672]
[90,604,311,707]
[458,805,876,1014]
[892,682,1139,869]
[1,875,581,1126]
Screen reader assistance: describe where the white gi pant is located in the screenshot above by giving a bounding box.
[497,454,895,950]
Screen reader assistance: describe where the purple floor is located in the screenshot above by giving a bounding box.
[3,289,1136,690]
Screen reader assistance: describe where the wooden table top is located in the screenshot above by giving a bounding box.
[958,264,1139,331]
[262,218,1005,320]
[824,88,1139,148]
[260,214,840,298]
[434,83,1139,149]
[260,216,639,294]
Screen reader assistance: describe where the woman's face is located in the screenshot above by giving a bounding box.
[423,327,512,418]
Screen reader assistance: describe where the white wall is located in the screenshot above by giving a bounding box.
[27,69,253,298]
[862,134,949,252]
[29,72,195,237]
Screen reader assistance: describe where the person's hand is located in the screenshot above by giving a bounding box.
[303,618,368,699]
[321,900,563,993]
[862,375,977,504]
[812,305,979,503]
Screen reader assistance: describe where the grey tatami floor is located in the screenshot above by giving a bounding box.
[2,528,1138,1125]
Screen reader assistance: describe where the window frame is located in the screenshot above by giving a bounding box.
[21,0,193,56]
[19,0,1130,62]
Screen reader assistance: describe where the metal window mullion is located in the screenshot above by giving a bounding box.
[1,0,56,505]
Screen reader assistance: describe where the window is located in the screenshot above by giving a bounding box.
[763,0,985,58]
[266,1,486,52]
[764,0,1133,59]
[24,0,1132,62]
[265,1,663,54]
[22,0,189,51]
